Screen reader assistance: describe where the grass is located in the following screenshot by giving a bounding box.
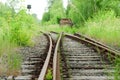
[0,39,22,75]
[114,57,120,80]
[0,6,40,75]
[104,53,120,80]
[79,10,120,47]
[0,53,22,76]
[45,69,53,80]
[0,26,40,76]
[40,24,78,33]
[40,18,120,47]
[79,18,120,46]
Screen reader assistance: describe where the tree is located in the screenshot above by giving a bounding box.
[42,0,65,24]
[42,12,50,22]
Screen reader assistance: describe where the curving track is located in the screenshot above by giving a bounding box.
[5,31,120,80]
[60,34,116,80]
[49,32,120,80]
[6,32,54,80]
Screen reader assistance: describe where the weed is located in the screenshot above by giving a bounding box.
[79,10,120,47]
[0,3,40,75]
[114,57,120,80]
[45,69,53,80]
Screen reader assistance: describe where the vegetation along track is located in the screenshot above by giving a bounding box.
[6,32,62,80]
[16,32,53,80]
[4,31,120,80]
[5,32,54,80]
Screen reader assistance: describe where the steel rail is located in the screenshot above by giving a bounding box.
[50,31,120,56]
[74,33,120,53]
[53,33,62,80]
[64,33,120,58]
[50,31,58,34]
[38,33,53,80]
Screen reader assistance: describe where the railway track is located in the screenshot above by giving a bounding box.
[60,33,119,80]
[4,31,120,80]
[15,33,52,80]
[6,32,62,80]
[5,32,55,80]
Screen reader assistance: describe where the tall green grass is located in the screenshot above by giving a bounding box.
[0,3,40,75]
[79,10,120,47]
[79,10,120,79]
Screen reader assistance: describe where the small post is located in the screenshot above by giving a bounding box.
[27,4,31,13]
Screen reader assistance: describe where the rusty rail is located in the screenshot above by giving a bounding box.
[50,31,120,57]
[65,33,120,58]
[38,31,119,80]
[53,33,62,80]
[74,33,120,53]
[38,33,53,80]
[50,31,58,34]
[51,31,120,55]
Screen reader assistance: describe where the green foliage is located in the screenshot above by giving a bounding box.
[0,3,37,46]
[0,2,39,75]
[66,0,97,27]
[97,0,120,16]
[4,52,22,70]
[42,12,50,24]
[45,69,53,80]
[114,57,120,80]
[42,0,120,26]
[42,0,65,24]
[49,0,65,24]
[79,10,120,46]
[10,10,38,46]
[66,0,120,27]
[40,24,78,34]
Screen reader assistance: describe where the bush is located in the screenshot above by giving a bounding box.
[80,10,120,46]
[0,3,39,75]
[46,69,53,80]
